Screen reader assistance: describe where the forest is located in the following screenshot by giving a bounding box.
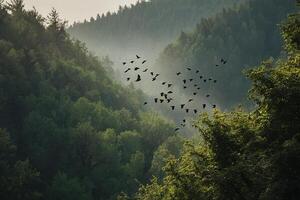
[0,0,299,200]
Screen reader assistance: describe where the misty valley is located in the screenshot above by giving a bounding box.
[0,0,299,200]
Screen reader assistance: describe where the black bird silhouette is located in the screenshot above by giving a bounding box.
[183,86,187,89]
[206,94,210,98]
[143,68,148,72]
[213,105,217,108]
[168,84,172,88]
[223,60,227,64]
[136,55,141,59]
[124,68,131,73]
[194,109,198,114]
[203,104,206,109]
[204,79,207,82]
[197,87,200,90]
[181,123,186,127]
[208,78,212,81]
[164,94,168,99]
[134,67,140,71]
[193,92,197,95]
[144,102,147,105]
[189,79,193,82]
[200,76,203,79]
[160,92,164,97]
[155,74,160,78]
[186,109,189,113]
[181,104,185,109]
[152,77,157,81]
[183,119,186,123]
[171,106,175,110]
[175,128,180,131]
[150,72,154,76]
[187,67,192,71]
[176,72,181,76]
[123,62,126,65]
[162,82,166,85]
[188,99,193,102]
[154,98,158,103]
[142,60,147,64]
[194,84,198,87]
[136,75,141,82]
[160,99,164,103]
[130,60,134,64]
[183,79,187,84]
[167,91,173,94]
[214,80,217,83]
[196,70,199,73]
[167,99,172,103]
[127,77,130,81]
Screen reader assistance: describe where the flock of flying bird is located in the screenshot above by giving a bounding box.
[122,55,227,132]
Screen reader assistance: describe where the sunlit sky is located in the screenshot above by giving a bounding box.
[20,0,139,23]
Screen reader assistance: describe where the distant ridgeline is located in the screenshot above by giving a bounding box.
[67,0,244,60]
[157,0,296,109]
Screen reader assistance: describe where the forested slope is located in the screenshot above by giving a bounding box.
[135,7,300,200]
[157,0,296,108]
[68,0,243,61]
[0,1,180,199]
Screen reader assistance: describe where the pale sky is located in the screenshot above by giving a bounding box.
[20,0,139,23]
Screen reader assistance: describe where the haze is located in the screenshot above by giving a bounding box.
[21,0,139,23]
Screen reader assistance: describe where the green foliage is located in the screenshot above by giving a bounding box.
[135,8,300,200]
[157,0,296,108]
[0,1,175,199]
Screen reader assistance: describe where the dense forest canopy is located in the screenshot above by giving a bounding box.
[134,5,300,200]
[0,0,299,200]
[0,1,181,199]
[156,0,296,109]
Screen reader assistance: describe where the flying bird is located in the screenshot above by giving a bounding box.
[124,68,131,73]
[193,92,197,95]
[214,80,217,83]
[168,84,172,88]
[152,77,157,81]
[160,92,164,97]
[213,105,217,108]
[206,94,210,98]
[154,98,158,103]
[204,79,207,82]
[176,72,182,76]
[194,109,198,114]
[167,91,173,94]
[200,76,203,79]
[181,104,185,109]
[144,102,148,105]
[135,75,141,82]
[162,82,166,85]
[194,84,198,87]
[160,99,164,103]
[197,87,201,90]
[123,62,126,65]
[189,79,193,82]
[134,67,140,71]
[171,106,175,110]
[183,79,187,84]
[203,104,206,109]
[143,68,148,72]
[196,70,199,73]
[136,55,141,59]
[127,77,130,81]
[183,86,187,89]
[188,99,193,102]
[183,119,186,123]
[142,60,147,64]
[186,109,189,113]
[150,72,154,76]
[175,128,180,131]
[164,94,168,99]
[167,99,172,103]
[187,67,192,71]
[130,60,134,64]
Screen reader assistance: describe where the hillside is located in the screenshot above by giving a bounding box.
[67,0,243,62]
[0,1,179,199]
[156,0,296,108]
